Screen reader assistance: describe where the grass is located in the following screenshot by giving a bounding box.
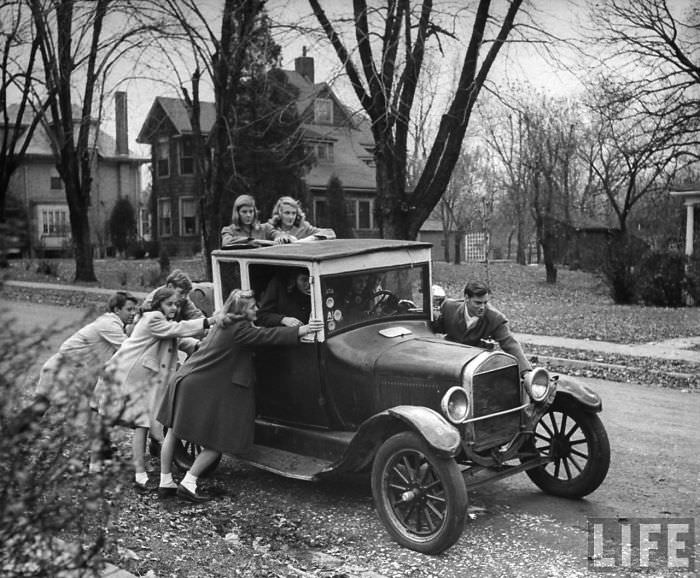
[3,257,700,344]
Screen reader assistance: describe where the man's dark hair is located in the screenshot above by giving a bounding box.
[463,281,490,298]
[108,291,138,312]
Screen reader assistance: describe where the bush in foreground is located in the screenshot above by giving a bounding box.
[0,314,124,576]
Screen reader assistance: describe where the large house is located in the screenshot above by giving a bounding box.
[136,52,378,254]
[5,92,146,257]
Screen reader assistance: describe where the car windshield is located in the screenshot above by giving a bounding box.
[321,264,429,334]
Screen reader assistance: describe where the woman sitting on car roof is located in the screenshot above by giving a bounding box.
[220,194,274,249]
[267,196,335,244]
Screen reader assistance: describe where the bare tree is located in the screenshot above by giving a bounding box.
[480,103,531,265]
[586,0,700,157]
[308,0,525,240]
[581,80,690,236]
[0,0,49,221]
[27,0,160,281]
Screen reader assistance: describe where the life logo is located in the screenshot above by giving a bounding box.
[588,517,695,572]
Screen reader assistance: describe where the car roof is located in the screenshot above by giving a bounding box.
[212,239,432,263]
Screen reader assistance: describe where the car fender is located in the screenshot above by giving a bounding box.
[320,406,461,476]
[554,375,603,412]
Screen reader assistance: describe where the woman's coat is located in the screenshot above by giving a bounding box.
[157,318,299,456]
[95,311,206,429]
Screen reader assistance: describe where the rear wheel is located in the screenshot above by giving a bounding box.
[523,397,610,498]
[371,431,467,554]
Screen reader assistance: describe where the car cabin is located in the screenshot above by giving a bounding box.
[211,239,434,341]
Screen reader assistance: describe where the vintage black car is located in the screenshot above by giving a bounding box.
[188,239,610,554]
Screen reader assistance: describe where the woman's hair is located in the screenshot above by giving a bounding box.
[269,196,305,228]
[230,194,259,228]
[219,289,256,327]
[149,287,177,312]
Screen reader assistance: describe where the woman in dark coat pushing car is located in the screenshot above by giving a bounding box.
[156,289,323,502]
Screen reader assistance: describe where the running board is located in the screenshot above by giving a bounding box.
[462,457,551,489]
[238,444,334,481]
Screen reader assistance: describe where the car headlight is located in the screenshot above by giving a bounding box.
[441,386,470,423]
[523,367,551,402]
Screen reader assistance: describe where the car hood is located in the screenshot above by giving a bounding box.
[325,321,485,383]
[374,335,484,383]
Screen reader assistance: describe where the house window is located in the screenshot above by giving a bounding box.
[180,197,198,236]
[139,207,151,240]
[343,198,374,230]
[314,199,329,227]
[158,198,172,236]
[344,200,356,230]
[156,139,169,177]
[50,176,63,190]
[314,98,333,124]
[39,206,69,236]
[316,142,334,162]
[358,200,372,229]
[179,136,194,175]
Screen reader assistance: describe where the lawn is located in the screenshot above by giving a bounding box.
[3,256,699,344]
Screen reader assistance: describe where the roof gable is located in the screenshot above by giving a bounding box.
[136,97,217,143]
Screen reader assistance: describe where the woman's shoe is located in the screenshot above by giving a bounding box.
[176,484,211,503]
[157,485,177,499]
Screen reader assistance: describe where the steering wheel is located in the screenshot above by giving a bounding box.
[369,290,399,315]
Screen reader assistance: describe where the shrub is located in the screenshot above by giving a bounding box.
[635,250,689,307]
[35,260,59,277]
[127,241,147,260]
[599,233,644,304]
[0,313,123,575]
[108,198,137,255]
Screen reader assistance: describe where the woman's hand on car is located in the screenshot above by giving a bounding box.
[281,316,302,327]
[298,319,324,338]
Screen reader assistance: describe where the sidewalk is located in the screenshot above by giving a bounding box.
[515,333,700,365]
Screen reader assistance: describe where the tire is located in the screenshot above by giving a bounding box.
[371,431,468,554]
[523,397,610,498]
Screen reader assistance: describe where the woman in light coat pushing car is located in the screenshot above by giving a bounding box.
[95,287,216,491]
[156,289,323,502]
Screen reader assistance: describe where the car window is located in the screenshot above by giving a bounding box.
[321,264,428,334]
[218,261,241,302]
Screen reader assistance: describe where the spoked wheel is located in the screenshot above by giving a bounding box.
[371,431,467,554]
[523,397,610,498]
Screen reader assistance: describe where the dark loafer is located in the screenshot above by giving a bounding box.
[133,481,150,494]
[177,483,211,503]
[157,486,178,499]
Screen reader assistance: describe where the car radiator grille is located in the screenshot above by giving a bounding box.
[470,362,521,449]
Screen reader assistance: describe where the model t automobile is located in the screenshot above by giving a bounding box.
[189,239,610,554]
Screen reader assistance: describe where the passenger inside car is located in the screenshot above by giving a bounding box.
[256,267,311,328]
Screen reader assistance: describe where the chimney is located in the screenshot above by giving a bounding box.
[115,91,128,155]
[294,46,315,84]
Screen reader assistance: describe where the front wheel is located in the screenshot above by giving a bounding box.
[523,397,610,498]
[371,431,467,554]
